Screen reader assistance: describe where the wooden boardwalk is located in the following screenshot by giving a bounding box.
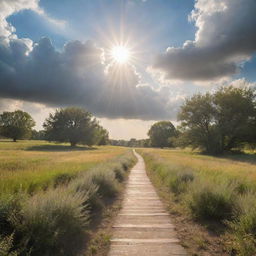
[108,150,187,256]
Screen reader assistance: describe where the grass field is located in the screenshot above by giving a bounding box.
[139,148,256,256]
[140,148,256,187]
[0,140,127,194]
[0,140,136,256]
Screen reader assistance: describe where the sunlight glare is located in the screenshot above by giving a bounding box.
[111,46,130,64]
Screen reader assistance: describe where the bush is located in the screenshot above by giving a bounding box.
[53,173,75,187]
[68,176,102,212]
[90,168,119,198]
[229,195,256,255]
[0,195,21,237]
[14,188,89,256]
[0,150,136,256]
[169,172,194,195]
[188,183,237,221]
[0,234,18,256]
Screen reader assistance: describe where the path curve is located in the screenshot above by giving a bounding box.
[108,150,187,256]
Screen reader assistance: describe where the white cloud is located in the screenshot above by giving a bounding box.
[151,0,256,82]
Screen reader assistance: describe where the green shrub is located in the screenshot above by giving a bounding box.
[14,188,89,256]
[169,172,194,195]
[90,169,119,198]
[228,195,256,255]
[119,153,136,171]
[68,176,102,212]
[180,172,194,183]
[113,165,126,182]
[0,150,136,255]
[188,183,237,221]
[53,173,75,187]
[0,195,21,237]
[0,234,18,256]
[234,182,251,195]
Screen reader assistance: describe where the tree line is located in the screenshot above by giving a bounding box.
[1,85,255,154]
[147,86,256,154]
[0,107,109,146]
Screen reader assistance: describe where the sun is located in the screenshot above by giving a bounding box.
[111,46,130,64]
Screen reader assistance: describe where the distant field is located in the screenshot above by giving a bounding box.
[0,140,126,194]
[140,148,256,185]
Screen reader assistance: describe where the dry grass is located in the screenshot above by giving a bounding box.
[140,148,256,186]
[0,140,126,194]
[139,148,256,255]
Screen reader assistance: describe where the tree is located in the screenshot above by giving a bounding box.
[178,86,256,154]
[31,130,46,140]
[148,121,177,148]
[178,93,217,153]
[214,86,255,151]
[95,126,109,145]
[0,110,35,142]
[43,107,99,147]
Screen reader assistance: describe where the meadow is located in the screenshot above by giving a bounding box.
[0,140,136,256]
[139,148,256,256]
[0,140,127,194]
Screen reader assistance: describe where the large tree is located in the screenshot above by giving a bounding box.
[148,121,177,148]
[0,110,35,142]
[43,107,99,147]
[178,86,256,154]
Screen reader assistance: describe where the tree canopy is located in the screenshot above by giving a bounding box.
[95,126,109,145]
[43,107,103,147]
[148,121,176,148]
[177,86,256,154]
[0,110,35,142]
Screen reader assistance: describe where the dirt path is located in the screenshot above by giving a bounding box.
[108,150,187,256]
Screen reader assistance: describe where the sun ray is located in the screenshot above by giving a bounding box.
[111,45,131,64]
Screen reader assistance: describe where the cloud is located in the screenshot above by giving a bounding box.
[0,0,39,42]
[230,78,256,89]
[0,0,185,121]
[0,35,183,120]
[152,0,256,82]
[0,0,65,45]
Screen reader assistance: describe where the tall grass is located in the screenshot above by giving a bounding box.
[140,150,256,255]
[0,140,127,194]
[0,149,136,256]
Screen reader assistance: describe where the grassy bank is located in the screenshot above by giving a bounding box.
[0,148,136,256]
[0,140,127,194]
[139,148,256,256]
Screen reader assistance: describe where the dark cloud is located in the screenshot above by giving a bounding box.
[0,0,179,121]
[152,0,256,81]
[0,37,180,120]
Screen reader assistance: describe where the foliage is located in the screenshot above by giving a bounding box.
[43,107,103,147]
[148,121,176,148]
[15,188,88,256]
[0,110,35,142]
[0,149,135,256]
[177,86,256,154]
[0,234,18,256]
[188,183,237,221]
[31,130,46,140]
[94,126,109,145]
[141,148,256,255]
[110,138,150,147]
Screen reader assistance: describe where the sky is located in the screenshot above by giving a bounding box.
[0,0,256,139]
